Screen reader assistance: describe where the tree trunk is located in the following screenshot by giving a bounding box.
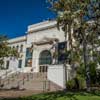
[64,62,67,90]
[64,26,68,91]
[83,39,91,91]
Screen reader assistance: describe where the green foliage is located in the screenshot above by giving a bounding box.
[1,91,100,100]
[76,63,85,77]
[67,63,86,90]
[49,0,100,89]
[66,75,86,90]
[66,79,76,90]
[0,35,18,69]
[76,75,86,90]
[76,61,100,86]
[97,70,100,85]
[88,62,97,84]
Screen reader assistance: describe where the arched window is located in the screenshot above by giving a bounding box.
[39,50,52,65]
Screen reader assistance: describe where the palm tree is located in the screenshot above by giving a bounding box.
[48,0,100,90]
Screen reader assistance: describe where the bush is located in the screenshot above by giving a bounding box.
[66,75,86,90]
[66,79,76,90]
[76,75,86,90]
[88,62,97,84]
[97,70,100,85]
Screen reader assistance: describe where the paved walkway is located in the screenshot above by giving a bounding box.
[0,90,43,99]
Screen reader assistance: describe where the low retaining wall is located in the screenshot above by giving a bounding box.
[47,64,66,88]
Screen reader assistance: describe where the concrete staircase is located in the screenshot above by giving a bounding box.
[0,72,63,91]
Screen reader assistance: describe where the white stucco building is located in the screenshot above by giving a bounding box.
[1,20,69,88]
[1,20,100,89]
[4,20,66,73]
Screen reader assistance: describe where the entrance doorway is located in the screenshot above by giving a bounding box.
[39,50,52,72]
[39,65,48,72]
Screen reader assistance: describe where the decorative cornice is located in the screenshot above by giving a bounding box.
[8,36,26,44]
[27,20,57,34]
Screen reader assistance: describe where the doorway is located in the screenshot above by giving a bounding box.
[39,50,52,72]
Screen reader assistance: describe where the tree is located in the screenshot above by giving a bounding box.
[0,35,18,69]
[48,0,100,90]
[74,0,100,89]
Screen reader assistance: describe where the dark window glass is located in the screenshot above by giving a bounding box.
[20,45,23,52]
[58,41,67,64]
[25,48,32,67]
[16,45,19,51]
[39,50,52,65]
[6,61,9,69]
[18,60,22,68]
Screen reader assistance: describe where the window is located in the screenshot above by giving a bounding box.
[13,46,15,49]
[25,48,33,67]
[20,45,23,52]
[58,42,67,64]
[39,50,52,65]
[18,60,22,68]
[6,61,9,69]
[16,45,19,51]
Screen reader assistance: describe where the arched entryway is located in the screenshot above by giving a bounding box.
[39,50,52,72]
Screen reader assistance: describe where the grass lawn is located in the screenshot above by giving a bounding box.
[1,91,100,100]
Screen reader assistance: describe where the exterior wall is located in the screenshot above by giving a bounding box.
[1,20,100,88]
[10,41,26,71]
[24,21,65,72]
[25,21,65,72]
[27,27,65,45]
[2,20,64,73]
[1,20,78,74]
[3,20,100,74]
[4,36,27,72]
[32,44,53,72]
[47,64,66,88]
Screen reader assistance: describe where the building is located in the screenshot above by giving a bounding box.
[4,20,66,73]
[1,20,100,89]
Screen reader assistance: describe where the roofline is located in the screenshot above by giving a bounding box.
[27,20,57,34]
[8,35,26,44]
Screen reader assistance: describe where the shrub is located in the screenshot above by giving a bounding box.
[66,75,86,90]
[97,70,100,85]
[66,79,76,90]
[88,62,97,84]
[76,75,86,90]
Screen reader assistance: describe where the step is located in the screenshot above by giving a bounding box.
[0,72,63,91]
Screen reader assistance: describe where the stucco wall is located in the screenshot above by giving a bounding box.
[47,64,66,88]
[27,27,65,45]
[3,20,71,73]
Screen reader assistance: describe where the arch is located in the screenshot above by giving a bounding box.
[39,50,52,65]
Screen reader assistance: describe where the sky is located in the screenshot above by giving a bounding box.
[0,0,55,38]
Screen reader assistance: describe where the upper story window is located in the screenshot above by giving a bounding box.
[20,45,23,52]
[6,61,9,69]
[16,45,19,51]
[25,48,33,67]
[12,46,15,49]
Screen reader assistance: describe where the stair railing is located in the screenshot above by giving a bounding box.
[0,70,20,88]
[0,70,12,86]
[16,73,32,89]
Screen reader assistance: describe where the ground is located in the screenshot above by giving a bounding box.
[0,90,100,100]
[0,90,42,99]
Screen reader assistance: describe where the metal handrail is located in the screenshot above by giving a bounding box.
[16,72,49,91]
[0,70,20,88]
[17,73,32,86]
[0,70,12,79]
[0,71,49,91]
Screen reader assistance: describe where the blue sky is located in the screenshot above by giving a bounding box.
[0,0,55,38]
